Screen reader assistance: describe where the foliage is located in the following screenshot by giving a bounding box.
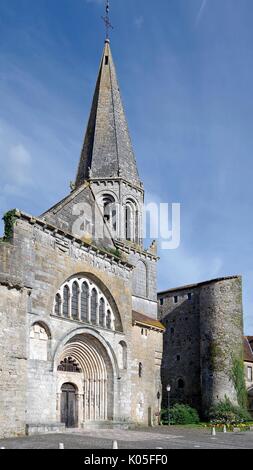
[107,247,122,259]
[2,210,18,241]
[161,404,200,426]
[231,356,248,409]
[208,397,251,425]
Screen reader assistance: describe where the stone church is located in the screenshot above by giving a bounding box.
[0,39,164,438]
[0,36,245,439]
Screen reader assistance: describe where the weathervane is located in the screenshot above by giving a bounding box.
[102,0,113,40]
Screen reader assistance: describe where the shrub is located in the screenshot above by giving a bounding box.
[208,397,251,425]
[161,404,200,425]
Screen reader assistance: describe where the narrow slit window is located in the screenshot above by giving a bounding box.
[105,56,109,65]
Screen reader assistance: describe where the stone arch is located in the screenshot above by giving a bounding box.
[97,192,118,235]
[53,272,123,332]
[124,197,140,243]
[53,327,120,378]
[132,259,148,298]
[29,321,51,361]
[55,330,117,422]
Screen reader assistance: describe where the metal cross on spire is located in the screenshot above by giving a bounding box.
[102,0,113,40]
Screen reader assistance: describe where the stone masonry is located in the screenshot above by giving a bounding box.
[0,38,163,438]
[158,276,244,417]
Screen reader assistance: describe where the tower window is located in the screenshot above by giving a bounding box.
[160,298,164,306]
[138,362,143,378]
[105,56,109,65]
[102,195,117,233]
[177,355,181,362]
[188,293,192,301]
[174,296,178,304]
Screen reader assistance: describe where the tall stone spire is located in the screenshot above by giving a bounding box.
[75,40,141,188]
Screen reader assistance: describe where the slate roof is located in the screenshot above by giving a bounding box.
[132,311,165,331]
[75,40,141,188]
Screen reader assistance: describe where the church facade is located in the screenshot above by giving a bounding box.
[0,39,164,438]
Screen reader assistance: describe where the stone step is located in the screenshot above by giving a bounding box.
[80,421,135,431]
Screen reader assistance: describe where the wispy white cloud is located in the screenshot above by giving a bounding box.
[195,0,207,26]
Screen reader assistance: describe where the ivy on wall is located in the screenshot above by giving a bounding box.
[231,355,248,409]
[1,209,18,242]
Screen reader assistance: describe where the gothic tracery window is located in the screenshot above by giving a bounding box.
[57,357,81,373]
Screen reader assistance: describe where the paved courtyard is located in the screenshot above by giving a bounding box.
[0,427,253,449]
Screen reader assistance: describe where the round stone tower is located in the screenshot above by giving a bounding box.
[199,276,244,417]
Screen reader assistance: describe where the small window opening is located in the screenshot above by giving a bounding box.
[177,355,181,362]
[174,296,178,304]
[139,362,143,378]
[105,56,109,65]
[178,379,184,389]
[188,293,192,301]
[160,298,164,306]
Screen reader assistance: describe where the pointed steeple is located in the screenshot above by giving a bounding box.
[75,40,141,188]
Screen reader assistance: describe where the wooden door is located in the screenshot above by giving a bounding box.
[61,383,77,428]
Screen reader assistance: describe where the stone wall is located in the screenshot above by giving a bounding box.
[158,287,201,411]
[158,276,244,417]
[199,277,243,416]
[0,283,29,438]
[130,325,163,425]
[0,213,162,433]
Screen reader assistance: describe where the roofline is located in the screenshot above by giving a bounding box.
[132,319,165,332]
[6,210,134,270]
[158,275,242,296]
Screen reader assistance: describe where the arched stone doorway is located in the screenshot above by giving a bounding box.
[61,383,78,428]
[57,333,114,425]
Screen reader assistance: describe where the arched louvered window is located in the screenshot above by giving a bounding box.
[99,298,105,326]
[106,310,111,329]
[72,281,79,320]
[63,285,69,318]
[55,293,61,316]
[81,282,89,322]
[103,195,117,233]
[91,289,98,324]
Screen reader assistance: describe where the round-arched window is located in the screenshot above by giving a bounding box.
[101,194,117,234]
[53,276,117,332]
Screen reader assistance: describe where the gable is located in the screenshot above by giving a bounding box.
[41,183,115,252]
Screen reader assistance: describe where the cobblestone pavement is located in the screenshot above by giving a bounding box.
[0,427,253,449]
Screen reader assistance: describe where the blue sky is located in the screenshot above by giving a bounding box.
[0,0,252,333]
